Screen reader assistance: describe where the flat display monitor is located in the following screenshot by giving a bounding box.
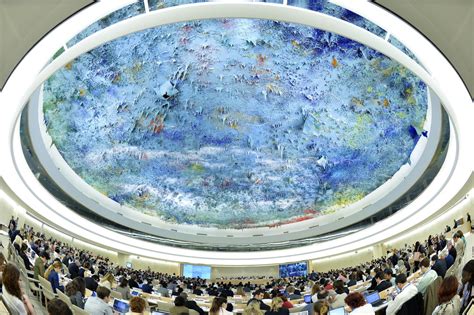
[279,262,307,278]
[329,307,346,315]
[183,264,211,279]
[113,299,130,313]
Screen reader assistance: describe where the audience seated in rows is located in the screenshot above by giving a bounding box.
[3,218,473,315]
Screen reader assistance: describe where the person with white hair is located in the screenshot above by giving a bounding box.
[431,252,447,278]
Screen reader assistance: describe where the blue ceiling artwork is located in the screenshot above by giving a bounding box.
[42,18,427,229]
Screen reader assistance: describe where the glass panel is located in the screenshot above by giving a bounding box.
[148,0,206,11]
[287,0,386,38]
[67,1,145,47]
[389,35,421,65]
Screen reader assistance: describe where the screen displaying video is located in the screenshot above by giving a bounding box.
[183,264,211,279]
[279,262,307,278]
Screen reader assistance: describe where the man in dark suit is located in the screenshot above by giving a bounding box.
[431,254,447,278]
[68,260,80,279]
[141,279,153,294]
[247,289,271,311]
[85,273,99,292]
[180,292,205,315]
[374,271,392,292]
[193,285,204,296]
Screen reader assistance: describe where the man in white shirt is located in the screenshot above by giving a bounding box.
[84,286,114,315]
[416,257,439,295]
[386,274,418,315]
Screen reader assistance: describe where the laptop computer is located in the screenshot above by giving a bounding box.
[329,307,346,315]
[304,294,312,304]
[113,299,130,314]
[365,291,384,307]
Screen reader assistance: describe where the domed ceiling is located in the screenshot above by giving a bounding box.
[42,18,427,230]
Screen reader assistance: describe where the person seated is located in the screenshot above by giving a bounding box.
[286,286,300,300]
[374,271,392,292]
[19,243,32,270]
[243,300,263,315]
[310,284,321,303]
[156,281,170,297]
[460,260,474,313]
[116,277,132,300]
[328,280,347,309]
[193,285,204,296]
[344,292,374,315]
[47,298,72,315]
[170,295,190,315]
[68,259,81,279]
[264,297,289,315]
[180,292,205,315]
[85,271,99,292]
[47,261,64,293]
[65,277,86,309]
[172,287,184,296]
[2,263,37,315]
[141,279,153,294]
[384,269,396,286]
[128,273,140,289]
[313,301,329,315]
[431,254,447,278]
[386,274,418,315]
[416,257,438,295]
[84,286,114,315]
[209,296,232,315]
[247,289,271,311]
[128,296,147,315]
[278,294,293,309]
[346,273,357,287]
[432,276,460,314]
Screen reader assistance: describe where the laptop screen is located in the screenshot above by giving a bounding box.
[329,307,345,315]
[365,292,380,304]
[131,291,140,296]
[304,294,312,303]
[113,299,130,313]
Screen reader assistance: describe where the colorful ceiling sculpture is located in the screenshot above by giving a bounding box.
[43,18,427,229]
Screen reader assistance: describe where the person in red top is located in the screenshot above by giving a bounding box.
[278,294,293,309]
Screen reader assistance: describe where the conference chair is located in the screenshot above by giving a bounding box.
[38,275,57,308]
[57,290,73,307]
[71,304,89,315]
[21,272,42,301]
[423,276,442,315]
[0,294,20,315]
[395,292,424,315]
[157,300,172,312]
